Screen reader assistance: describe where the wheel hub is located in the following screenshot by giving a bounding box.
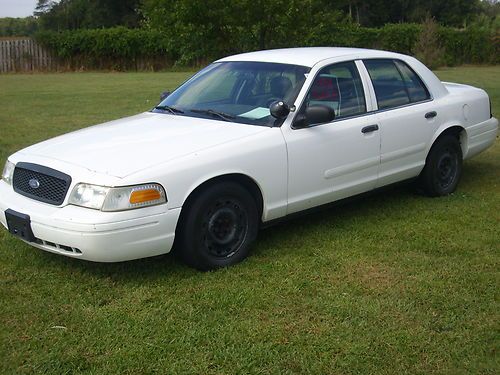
[203,199,248,258]
[208,208,238,245]
[436,149,457,189]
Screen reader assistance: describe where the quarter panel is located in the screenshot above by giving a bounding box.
[426,85,494,159]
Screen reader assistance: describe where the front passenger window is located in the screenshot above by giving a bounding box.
[305,61,366,120]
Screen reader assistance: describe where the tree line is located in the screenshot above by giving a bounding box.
[0,0,498,69]
[0,0,497,36]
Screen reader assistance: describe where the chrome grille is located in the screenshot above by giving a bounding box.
[13,162,72,205]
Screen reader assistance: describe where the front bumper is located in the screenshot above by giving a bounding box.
[0,180,181,262]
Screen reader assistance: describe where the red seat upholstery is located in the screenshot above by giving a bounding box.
[310,77,339,101]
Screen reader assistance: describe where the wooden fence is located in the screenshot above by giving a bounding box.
[0,38,169,72]
[0,38,55,73]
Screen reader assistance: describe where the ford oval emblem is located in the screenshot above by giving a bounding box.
[29,178,40,189]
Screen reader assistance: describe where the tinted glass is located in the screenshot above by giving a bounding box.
[156,61,310,127]
[364,59,410,109]
[304,61,366,119]
[394,60,430,103]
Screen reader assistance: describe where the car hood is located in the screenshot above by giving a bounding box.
[19,112,268,178]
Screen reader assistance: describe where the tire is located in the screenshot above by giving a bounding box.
[419,135,463,197]
[176,182,259,271]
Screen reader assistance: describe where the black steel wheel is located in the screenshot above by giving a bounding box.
[202,197,248,258]
[176,181,259,270]
[419,135,463,197]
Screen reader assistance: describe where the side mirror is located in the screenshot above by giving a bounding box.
[293,105,335,128]
[160,91,170,101]
[269,101,290,119]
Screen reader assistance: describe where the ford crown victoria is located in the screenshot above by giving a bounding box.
[1,48,498,270]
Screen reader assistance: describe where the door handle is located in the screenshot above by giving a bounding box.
[425,111,437,119]
[361,124,379,134]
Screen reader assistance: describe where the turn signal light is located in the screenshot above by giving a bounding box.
[129,189,162,204]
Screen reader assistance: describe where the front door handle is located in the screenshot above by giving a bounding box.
[425,111,437,119]
[361,124,379,134]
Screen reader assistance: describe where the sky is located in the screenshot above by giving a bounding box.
[0,0,38,18]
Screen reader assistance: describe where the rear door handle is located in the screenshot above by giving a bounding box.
[425,111,437,119]
[361,124,379,134]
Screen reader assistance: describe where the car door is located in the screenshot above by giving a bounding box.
[362,59,439,187]
[282,60,381,214]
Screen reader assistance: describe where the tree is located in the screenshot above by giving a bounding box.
[34,0,56,16]
[414,16,444,69]
[35,0,142,30]
[0,17,39,37]
[141,0,345,63]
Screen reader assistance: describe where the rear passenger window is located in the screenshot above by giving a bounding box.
[364,59,430,110]
[394,60,430,103]
[364,59,410,109]
[305,61,366,120]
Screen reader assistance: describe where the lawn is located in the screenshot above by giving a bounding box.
[0,66,499,374]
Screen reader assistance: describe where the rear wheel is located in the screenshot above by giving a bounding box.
[419,135,463,196]
[176,182,259,270]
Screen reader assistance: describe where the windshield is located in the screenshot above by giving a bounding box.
[154,61,310,126]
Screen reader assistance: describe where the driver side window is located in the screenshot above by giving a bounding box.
[305,61,366,120]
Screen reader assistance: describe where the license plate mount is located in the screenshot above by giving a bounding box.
[5,209,36,243]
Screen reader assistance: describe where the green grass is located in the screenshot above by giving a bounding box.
[0,66,499,374]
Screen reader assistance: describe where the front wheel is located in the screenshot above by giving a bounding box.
[418,135,463,197]
[176,182,259,270]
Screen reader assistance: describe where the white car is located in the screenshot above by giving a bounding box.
[1,48,498,270]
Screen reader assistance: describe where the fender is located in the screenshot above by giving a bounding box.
[180,170,274,221]
[426,121,468,158]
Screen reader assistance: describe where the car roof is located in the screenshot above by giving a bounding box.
[216,47,403,67]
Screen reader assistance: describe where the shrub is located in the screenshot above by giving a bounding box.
[377,23,422,55]
[34,22,498,70]
[36,27,172,70]
[414,17,445,69]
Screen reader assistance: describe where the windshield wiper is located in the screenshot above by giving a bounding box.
[154,105,184,114]
[190,108,235,122]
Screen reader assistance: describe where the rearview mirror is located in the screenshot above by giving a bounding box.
[160,91,170,101]
[293,105,335,128]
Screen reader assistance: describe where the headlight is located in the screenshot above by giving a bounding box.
[69,183,166,211]
[2,160,15,185]
[69,183,110,210]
